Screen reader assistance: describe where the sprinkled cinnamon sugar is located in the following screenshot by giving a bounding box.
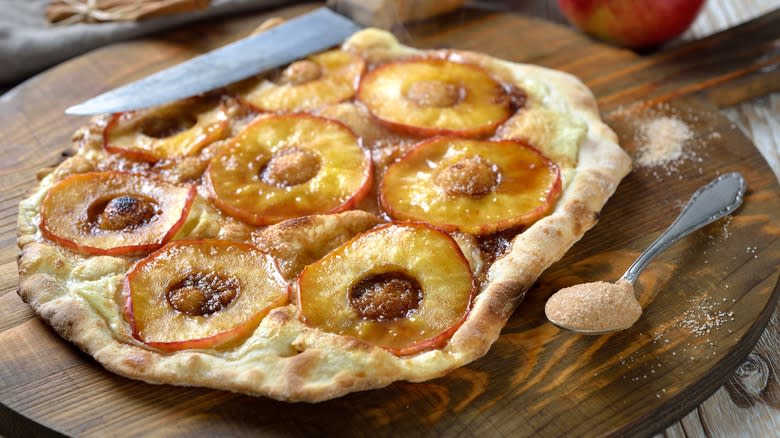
[635,116,693,168]
[678,297,735,337]
[545,279,642,332]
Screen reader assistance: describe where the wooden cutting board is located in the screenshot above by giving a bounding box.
[1,4,779,437]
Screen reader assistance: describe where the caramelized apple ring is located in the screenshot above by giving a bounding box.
[104,97,229,162]
[357,58,512,137]
[206,114,372,226]
[297,223,475,356]
[40,171,195,256]
[239,50,365,112]
[124,240,289,352]
[380,137,561,234]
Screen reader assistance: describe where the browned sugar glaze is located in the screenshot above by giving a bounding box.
[165,271,241,317]
[280,60,322,85]
[90,195,159,231]
[140,114,197,139]
[349,271,424,321]
[435,155,501,197]
[261,146,322,188]
[405,80,464,107]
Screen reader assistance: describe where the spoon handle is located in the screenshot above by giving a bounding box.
[621,172,746,284]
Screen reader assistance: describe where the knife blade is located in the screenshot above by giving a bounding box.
[65,7,362,115]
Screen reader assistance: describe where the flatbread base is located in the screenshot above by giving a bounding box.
[17,28,631,402]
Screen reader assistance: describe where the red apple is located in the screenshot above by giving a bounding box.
[557,0,706,49]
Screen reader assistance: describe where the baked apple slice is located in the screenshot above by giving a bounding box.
[40,171,195,256]
[124,240,289,352]
[380,137,561,234]
[239,50,364,112]
[357,58,511,137]
[297,223,475,356]
[104,97,229,162]
[206,114,371,225]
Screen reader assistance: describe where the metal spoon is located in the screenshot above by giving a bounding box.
[545,172,746,335]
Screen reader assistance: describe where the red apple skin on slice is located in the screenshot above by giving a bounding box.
[124,240,289,352]
[239,50,365,113]
[206,114,372,226]
[297,222,475,356]
[104,99,229,162]
[380,137,562,235]
[357,58,512,137]
[40,171,196,256]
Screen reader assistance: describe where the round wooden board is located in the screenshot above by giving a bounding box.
[1,4,779,437]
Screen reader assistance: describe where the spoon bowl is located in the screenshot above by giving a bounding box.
[545,172,746,335]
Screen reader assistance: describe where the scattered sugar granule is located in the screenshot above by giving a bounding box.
[721,216,733,239]
[635,116,693,168]
[677,297,735,337]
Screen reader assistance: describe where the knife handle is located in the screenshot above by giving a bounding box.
[327,0,466,29]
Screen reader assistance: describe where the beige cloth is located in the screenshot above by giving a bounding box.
[0,0,290,83]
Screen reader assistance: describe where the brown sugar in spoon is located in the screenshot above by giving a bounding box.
[545,172,746,335]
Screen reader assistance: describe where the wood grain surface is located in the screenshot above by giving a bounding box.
[1,3,779,437]
[661,1,780,435]
[660,93,780,438]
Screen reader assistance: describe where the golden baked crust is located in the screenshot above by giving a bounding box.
[17,28,631,402]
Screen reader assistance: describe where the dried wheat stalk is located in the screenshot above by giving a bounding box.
[47,0,212,25]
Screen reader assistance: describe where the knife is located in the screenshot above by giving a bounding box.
[65,0,466,115]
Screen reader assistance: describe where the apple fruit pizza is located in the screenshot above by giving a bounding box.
[16,27,631,402]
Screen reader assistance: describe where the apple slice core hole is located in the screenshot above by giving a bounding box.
[435,155,501,197]
[280,60,322,85]
[87,194,160,231]
[349,271,423,321]
[261,146,322,188]
[165,271,241,316]
[405,80,464,108]
[140,113,197,139]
